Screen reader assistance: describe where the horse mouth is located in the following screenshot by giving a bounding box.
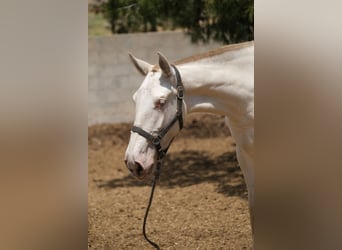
[134,162,155,180]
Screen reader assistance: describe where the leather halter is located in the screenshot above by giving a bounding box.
[131,64,184,161]
[132,65,183,250]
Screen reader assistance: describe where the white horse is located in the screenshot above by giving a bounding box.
[124,41,254,228]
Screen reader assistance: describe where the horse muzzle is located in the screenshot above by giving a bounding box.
[124,157,154,180]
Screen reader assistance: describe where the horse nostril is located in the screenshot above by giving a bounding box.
[124,159,128,166]
[135,161,144,176]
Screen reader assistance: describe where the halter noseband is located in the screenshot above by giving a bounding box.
[131,64,184,161]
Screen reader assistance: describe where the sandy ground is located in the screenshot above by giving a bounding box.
[88,114,252,249]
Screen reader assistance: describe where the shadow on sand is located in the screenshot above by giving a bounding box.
[94,150,247,199]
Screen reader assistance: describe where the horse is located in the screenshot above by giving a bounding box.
[124,41,254,230]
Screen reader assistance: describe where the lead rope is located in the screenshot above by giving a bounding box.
[142,159,161,250]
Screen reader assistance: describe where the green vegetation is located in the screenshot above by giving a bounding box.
[89,0,253,44]
[88,12,112,37]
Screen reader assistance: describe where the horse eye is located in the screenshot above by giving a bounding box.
[154,99,166,109]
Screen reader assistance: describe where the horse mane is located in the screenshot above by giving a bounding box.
[174,40,254,65]
[152,41,253,71]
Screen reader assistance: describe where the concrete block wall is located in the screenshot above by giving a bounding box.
[88,31,221,125]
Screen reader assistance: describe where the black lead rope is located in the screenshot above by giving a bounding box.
[133,64,183,249]
[142,161,161,250]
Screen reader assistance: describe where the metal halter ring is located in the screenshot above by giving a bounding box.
[150,131,161,145]
[151,136,161,146]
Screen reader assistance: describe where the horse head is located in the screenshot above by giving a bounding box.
[124,52,185,180]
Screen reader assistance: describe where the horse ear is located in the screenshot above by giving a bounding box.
[129,53,152,76]
[157,52,172,77]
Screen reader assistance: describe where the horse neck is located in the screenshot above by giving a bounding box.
[178,56,254,128]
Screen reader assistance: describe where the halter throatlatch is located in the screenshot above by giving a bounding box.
[131,64,184,249]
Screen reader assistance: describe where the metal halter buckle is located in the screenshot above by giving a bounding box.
[177,86,184,99]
